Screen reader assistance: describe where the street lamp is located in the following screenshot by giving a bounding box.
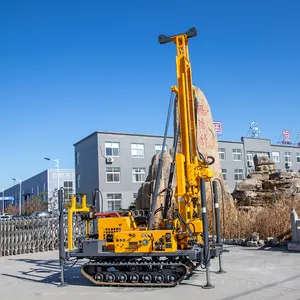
[44,157,60,211]
[12,178,22,215]
[1,189,4,215]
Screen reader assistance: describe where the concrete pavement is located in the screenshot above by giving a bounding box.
[1,245,300,300]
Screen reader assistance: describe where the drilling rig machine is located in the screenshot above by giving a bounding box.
[62,27,226,288]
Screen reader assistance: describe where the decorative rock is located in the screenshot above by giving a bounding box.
[236,178,262,192]
[254,155,275,166]
[250,232,260,241]
[248,172,270,181]
[224,239,235,245]
[237,238,246,246]
[246,240,258,247]
[270,172,294,180]
[265,237,279,247]
[279,240,289,247]
[269,237,279,247]
[232,154,300,207]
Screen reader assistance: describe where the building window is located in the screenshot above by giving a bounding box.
[105,142,119,157]
[233,149,242,161]
[133,192,138,200]
[132,168,146,183]
[64,181,73,200]
[285,152,292,168]
[131,143,144,158]
[221,169,227,180]
[75,151,80,165]
[106,167,121,183]
[107,193,122,211]
[234,169,243,180]
[155,144,167,154]
[218,148,226,160]
[76,174,80,188]
[297,153,300,163]
[246,153,253,167]
[272,151,280,163]
[43,183,46,200]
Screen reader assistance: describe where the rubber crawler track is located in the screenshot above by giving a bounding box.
[80,260,191,287]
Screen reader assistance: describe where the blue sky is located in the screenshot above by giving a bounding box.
[1,0,300,189]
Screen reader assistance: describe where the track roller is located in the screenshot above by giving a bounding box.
[80,257,189,287]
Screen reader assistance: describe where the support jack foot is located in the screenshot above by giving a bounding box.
[202,283,215,289]
[216,269,227,274]
[57,282,68,288]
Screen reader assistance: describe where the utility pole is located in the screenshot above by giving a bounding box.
[1,189,4,214]
[12,178,22,215]
[44,157,60,211]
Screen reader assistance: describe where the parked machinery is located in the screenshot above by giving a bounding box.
[61,27,226,288]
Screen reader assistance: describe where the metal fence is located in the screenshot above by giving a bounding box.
[0,210,149,257]
[0,215,87,257]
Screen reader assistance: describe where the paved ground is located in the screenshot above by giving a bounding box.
[1,245,300,300]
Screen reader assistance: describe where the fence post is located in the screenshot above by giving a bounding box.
[58,187,67,287]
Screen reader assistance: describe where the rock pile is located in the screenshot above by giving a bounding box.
[232,155,300,207]
[223,232,282,247]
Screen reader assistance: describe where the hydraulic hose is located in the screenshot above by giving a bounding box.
[176,211,194,237]
[95,212,120,218]
[200,178,211,268]
[214,177,226,242]
[148,91,175,229]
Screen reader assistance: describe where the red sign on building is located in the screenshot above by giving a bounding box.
[283,130,290,141]
[214,121,222,135]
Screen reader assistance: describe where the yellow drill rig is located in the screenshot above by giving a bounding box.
[62,27,225,288]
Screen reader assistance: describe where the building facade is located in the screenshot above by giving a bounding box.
[74,131,174,211]
[3,169,75,212]
[74,131,300,211]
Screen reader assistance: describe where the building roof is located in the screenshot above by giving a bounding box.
[73,130,174,146]
[73,130,300,150]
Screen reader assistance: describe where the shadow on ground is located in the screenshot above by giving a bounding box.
[2,257,208,290]
[241,245,300,253]
[182,273,300,300]
[2,258,93,287]
[223,243,299,253]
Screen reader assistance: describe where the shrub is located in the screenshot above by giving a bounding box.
[206,195,300,240]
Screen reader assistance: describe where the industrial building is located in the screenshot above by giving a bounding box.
[74,131,174,211]
[74,131,300,211]
[3,169,75,212]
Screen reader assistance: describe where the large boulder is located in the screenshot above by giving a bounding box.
[135,151,172,211]
[135,86,232,226]
[194,86,229,196]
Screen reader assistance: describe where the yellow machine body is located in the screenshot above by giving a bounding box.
[97,216,176,253]
[96,214,203,253]
[114,230,177,253]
